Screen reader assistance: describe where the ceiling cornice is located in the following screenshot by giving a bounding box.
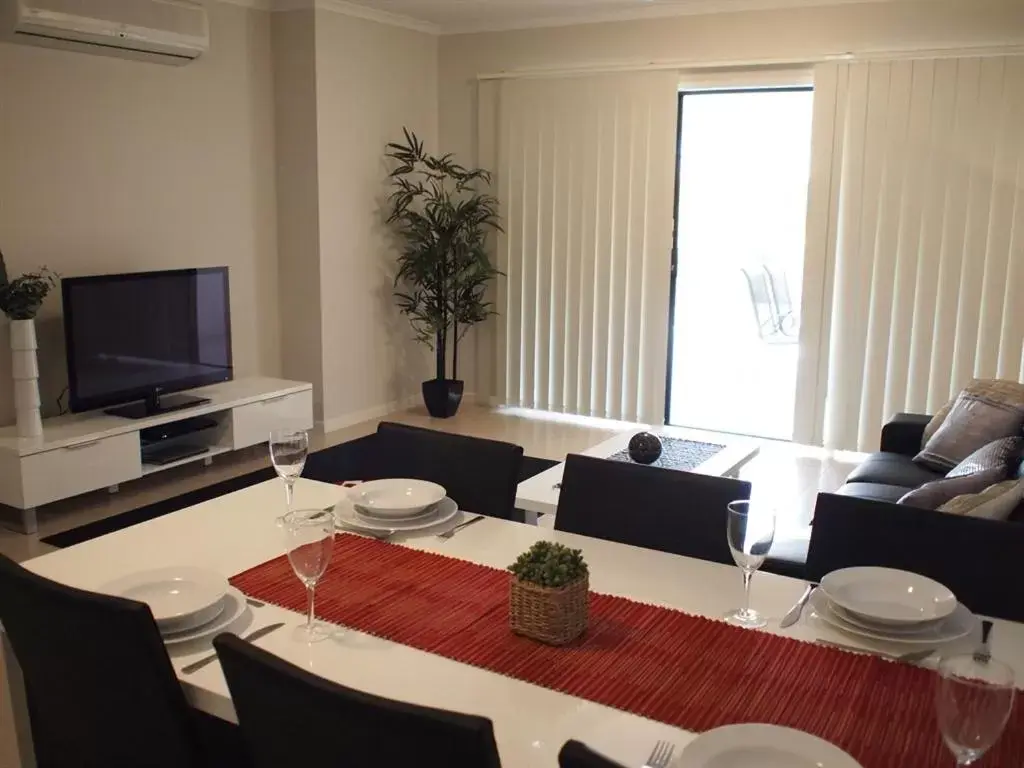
[441,0,947,35]
[215,0,440,35]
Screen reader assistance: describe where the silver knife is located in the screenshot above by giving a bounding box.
[181,622,285,675]
[779,584,814,628]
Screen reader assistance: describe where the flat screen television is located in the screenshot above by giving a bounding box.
[62,267,233,418]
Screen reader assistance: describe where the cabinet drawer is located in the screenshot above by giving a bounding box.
[232,390,314,449]
[22,433,141,508]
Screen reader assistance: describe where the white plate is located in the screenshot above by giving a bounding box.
[101,566,228,631]
[809,588,975,645]
[830,601,942,635]
[677,724,862,768]
[356,501,440,523]
[819,566,957,625]
[337,496,459,533]
[163,587,247,646]
[349,479,446,519]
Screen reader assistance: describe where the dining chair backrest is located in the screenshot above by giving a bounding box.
[213,633,502,768]
[558,740,626,768]
[0,554,203,768]
[806,493,1024,622]
[369,421,524,519]
[554,454,752,565]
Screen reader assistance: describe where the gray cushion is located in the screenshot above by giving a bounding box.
[846,452,945,487]
[939,479,1024,521]
[835,482,914,504]
[900,438,1021,510]
[947,436,1024,478]
[899,471,1004,510]
[915,392,1024,472]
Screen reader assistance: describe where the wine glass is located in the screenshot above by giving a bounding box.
[936,654,1015,765]
[270,429,309,513]
[725,500,775,629]
[281,508,335,643]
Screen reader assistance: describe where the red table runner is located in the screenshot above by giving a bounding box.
[231,536,1023,767]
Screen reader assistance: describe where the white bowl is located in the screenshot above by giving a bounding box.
[101,567,228,631]
[349,479,447,520]
[819,566,957,625]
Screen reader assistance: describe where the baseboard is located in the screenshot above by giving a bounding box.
[320,391,488,433]
[320,395,421,433]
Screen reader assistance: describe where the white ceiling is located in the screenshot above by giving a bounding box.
[331,0,941,34]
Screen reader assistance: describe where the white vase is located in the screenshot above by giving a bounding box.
[10,319,42,438]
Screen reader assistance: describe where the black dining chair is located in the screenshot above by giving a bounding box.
[559,739,626,767]
[213,633,502,768]
[554,454,752,565]
[0,554,220,768]
[806,492,1024,622]
[363,421,525,520]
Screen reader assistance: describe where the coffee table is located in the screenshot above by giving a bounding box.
[516,428,760,524]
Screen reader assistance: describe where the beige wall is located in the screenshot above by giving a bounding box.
[0,1,280,423]
[439,0,1024,399]
[272,9,325,419]
[314,10,438,428]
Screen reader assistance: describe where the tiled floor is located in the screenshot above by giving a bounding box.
[0,404,862,768]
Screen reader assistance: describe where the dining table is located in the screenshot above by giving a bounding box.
[17,477,1024,767]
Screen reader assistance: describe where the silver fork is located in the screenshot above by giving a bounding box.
[644,740,675,768]
[437,515,485,540]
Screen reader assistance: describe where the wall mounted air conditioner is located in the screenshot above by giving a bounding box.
[7,0,209,64]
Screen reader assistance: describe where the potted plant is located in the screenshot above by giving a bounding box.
[0,249,58,437]
[385,129,502,418]
[508,541,589,646]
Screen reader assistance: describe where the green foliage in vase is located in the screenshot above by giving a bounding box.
[385,128,502,381]
[508,541,589,589]
[0,249,58,321]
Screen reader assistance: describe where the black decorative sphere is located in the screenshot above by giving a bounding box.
[628,432,663,464]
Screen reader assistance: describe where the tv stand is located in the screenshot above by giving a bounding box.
[0,377,313,534]
[105,392,211,420]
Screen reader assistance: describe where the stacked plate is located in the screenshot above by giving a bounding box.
[336,479,459,534]
[678,723,862,767]
[810,566,976,645]
[101,566,246,645]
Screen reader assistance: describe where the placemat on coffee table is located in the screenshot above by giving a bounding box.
[231,535,1023,767]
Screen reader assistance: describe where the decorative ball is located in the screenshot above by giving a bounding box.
[628,432,663,464]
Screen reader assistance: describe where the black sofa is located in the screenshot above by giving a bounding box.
[829,412,1024,520]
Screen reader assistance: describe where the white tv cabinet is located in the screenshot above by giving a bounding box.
[0,377,313,534]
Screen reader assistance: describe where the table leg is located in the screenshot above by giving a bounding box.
[18,508,37,536]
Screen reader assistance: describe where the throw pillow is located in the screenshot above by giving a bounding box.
[901,437,1022,509]
[914,393,1024,472]
[939,479,1024,521]
[946,436,1024,478]
[899,470,1006,510]
[922,378,1024,446]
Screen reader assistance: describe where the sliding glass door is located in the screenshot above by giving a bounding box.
[666,87,814,439]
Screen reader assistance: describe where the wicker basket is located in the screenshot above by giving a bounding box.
[509,574,589,646]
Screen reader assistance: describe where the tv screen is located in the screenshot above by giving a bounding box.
[63,267,233,414]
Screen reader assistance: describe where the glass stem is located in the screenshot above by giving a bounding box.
[285,480,294,512]
[306,584,315,629]
[742,570,753,617]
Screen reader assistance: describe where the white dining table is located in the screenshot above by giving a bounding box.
[515,426,760,524]
[17,477,1024,767]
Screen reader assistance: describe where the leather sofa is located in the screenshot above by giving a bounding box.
[827,412,1024,520]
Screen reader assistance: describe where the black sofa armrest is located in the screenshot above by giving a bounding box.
[879,413,932,455]
[807,492,1024,622]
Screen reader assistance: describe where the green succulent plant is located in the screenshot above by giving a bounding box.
[0,249,58,321]
[508,541,588,589]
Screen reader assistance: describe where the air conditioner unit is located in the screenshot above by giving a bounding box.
[8,0,209,63]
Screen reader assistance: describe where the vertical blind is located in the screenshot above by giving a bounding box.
[479,73,679,424]
[796,56,1024,451]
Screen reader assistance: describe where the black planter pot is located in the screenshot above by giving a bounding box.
[422,379,464,418]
